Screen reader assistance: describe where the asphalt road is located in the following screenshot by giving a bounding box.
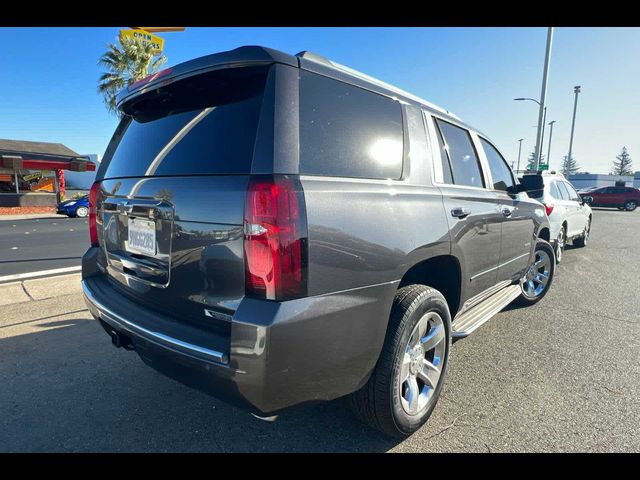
[0,217,88,278]
[0,208,638,452]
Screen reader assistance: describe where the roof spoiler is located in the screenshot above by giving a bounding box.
[116,46,297,109]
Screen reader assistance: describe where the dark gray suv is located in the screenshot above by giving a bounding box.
[82,46,554,438]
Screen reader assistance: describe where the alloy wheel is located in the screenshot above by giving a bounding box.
[583,219,590,245]
[556,227,565,262]
[521,249,552,299]
[625,201,636,212]
[399,312,446,416]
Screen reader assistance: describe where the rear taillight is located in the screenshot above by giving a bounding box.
[544,203,554,216]
[89,181,100,246]
[243,175,308,301]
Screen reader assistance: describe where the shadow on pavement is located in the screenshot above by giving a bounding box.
[0,316,398,452]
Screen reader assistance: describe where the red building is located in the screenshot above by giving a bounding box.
[0,139,96,207]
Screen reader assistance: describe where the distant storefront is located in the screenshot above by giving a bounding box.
[0,139,95,207]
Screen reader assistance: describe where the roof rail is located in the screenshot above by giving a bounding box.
[295,51,459,119]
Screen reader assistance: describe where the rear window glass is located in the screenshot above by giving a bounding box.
[99,66,269,179]
[299,71,403,180]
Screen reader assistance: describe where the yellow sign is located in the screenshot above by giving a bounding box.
[120,29,164,54]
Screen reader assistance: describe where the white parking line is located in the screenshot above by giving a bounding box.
[0,266,81,283]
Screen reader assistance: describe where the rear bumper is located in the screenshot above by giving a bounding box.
[82,258,397,415]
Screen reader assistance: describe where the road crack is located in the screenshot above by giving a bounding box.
[20,282,34,301]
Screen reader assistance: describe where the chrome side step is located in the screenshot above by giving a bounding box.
[452,284,522,338]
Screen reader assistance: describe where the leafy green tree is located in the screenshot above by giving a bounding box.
[97,35,167,116]
[560,155,580,176]
[611,146,633,175]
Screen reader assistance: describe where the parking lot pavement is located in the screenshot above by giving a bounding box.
[0,208,638,452]
[0,217,88,277]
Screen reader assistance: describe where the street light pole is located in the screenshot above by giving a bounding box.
[567,85,581,166]
[539,106,547,166]
[546,120,556,169]
[517,138,524,172]
[533,27,554,171]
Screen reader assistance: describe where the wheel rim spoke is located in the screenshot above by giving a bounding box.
[527,279,535,295]
[534,272,548,286]
[418,358,441,389]
[421,323,444,351]
[400,353,412,382]
[405,376,420,413]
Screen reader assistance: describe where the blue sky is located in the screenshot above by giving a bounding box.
[0,27,638,173]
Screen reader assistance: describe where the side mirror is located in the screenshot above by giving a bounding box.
[581,195,593,205]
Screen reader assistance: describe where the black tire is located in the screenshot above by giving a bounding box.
[624,201,637,212]
[515,240,555,307]
[555,225,566,263]
[348,284,452,438]
[573,217,591,248]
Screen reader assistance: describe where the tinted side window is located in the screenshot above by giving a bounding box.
[549,181,562,200]
[299,71,403,180]
[435,119,484,188]
[480,138,514,191]
[556,181,571,200]
[433,120,454,184]
[564,182,580,201]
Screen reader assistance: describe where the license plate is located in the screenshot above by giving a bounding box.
[127,217,156,256]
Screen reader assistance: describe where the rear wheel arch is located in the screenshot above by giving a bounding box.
[398,255,462,318]
[538,227,550,243]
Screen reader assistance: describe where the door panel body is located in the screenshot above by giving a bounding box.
[562,181,587,236]
[494,192,537,283]
[439,185,503,301]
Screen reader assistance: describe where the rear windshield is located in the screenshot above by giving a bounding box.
[98,65,269,179]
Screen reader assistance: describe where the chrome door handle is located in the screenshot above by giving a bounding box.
[451,207,471,218]
[501,207,514,217]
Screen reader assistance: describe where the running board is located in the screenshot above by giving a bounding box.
[452,284,522,338]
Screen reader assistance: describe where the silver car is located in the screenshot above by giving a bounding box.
[527,172,592,262]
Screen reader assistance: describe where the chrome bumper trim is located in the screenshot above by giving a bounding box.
[82,279,227,364]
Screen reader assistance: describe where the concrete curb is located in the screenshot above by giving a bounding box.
[0,273,82,306]
[0,214,68,221]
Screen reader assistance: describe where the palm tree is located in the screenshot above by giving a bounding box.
[97,35,167,116]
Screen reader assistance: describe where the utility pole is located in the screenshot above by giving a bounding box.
[517,138,524,172]
[533,27,554,171]
[539,106,547,166]
[567,85,581,166]
[546,120,556,169]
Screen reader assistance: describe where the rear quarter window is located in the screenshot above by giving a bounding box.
[298,71,403,180]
